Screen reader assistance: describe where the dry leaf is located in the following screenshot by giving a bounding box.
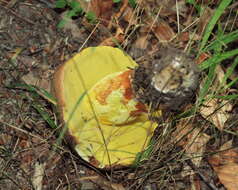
[100,27,124,46]
[161,0,188,17]
[115,0,128,18]
[32,162,46,190]
[174,119,210,166]
[121,6,136,25]
[0,133,12,145]
[208,141,238,190]
[79,0,113,25]
[21,71,51,92]
[173,119,210,189]
[200,98,232,130]
[216,65,226,83]
[185,128,210,166]
[128,26,150,59]
[152,22,175,42]
[196,52,210,65]
[172,119,210,190]
[190,174,202,190]
[200,65,232,130]
[134,35,148,50]
[178,32,190,42]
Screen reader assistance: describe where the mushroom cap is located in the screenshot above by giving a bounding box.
[132,48,200,111]
[53,46,157,169]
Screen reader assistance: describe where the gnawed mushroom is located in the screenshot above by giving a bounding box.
[132,47,200,111]
[53,46,157,169]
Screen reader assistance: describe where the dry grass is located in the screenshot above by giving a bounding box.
[0,0,238,189]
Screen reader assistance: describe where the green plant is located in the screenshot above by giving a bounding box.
[129,0,137,8]
[197,0,238,106]
[55,0,97,27]
[85,11,97,23]
[113,0,121,3]
[8,83,57,129]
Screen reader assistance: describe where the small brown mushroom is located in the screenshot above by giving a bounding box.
[132,47,200,111]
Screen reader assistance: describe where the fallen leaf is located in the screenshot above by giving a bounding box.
[152,22,175,42]
[21,72,51,92]
[216,65,226,84]
[32,161,46,190]
[161,0,188,17]
[134,34,149,50]
[79,0,113,25]
[185,128,210,166]
[115,0,128,19]
[200,98,232,130]
[0,133,12,145]
[196,52,210,65]
[121,6,136,25]
[208,141,238,190]
[128,26,150,59]
[200,64,233,130]
[100,27,124,46]
[174,118,210,166]
[173,118,211,189]
[178,32,190,42]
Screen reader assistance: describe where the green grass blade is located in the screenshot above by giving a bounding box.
[221,56,238,86]
[8,83,57,105]
[33,104,57,129]
[185,0,201,13]
[223,76,238,90]
[132,138,155,167]
[199,0,232,52]
[213,22,224,54]
[198,62,217,105]
[215,94,238,100]
[55,91,87,146]
[203,30,238,52]
[200,49,238,70]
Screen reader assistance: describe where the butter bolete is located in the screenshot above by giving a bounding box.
[53,46,157,169]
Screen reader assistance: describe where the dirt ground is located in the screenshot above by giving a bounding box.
[0,0,238,190]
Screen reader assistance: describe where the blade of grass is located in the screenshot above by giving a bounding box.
[211,56,238,98]
[73,59,112,169]
[221,56,238,86]
[185,0,201,13]
[8,83,57,105]
[199,0,232,52]
[199,49,238,70]
[213,22,224,54]
[135,143,155,166]
[197,61,217,106]
[203,29,238,52]
[223,76,238,90]
[55,91,87,146]
[215,94,238,100]
[33,104,57,129]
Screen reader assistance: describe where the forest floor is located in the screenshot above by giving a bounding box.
[0,0,238,189]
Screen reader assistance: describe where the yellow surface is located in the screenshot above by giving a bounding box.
[60,46,157,168]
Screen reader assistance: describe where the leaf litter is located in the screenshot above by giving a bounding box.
[0,0,238,189]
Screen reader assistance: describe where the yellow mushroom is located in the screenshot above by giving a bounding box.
[53,46,157,169]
